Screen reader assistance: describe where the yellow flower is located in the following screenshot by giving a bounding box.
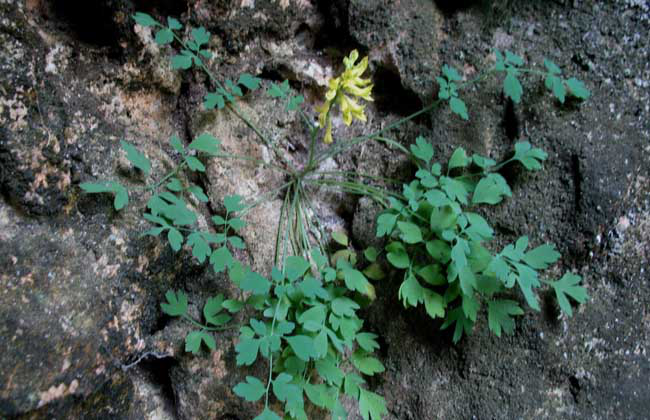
[317,50,374,144]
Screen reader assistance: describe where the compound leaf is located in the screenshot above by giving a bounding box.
[167,227,183,251]
[513,142,547,171]
[188,133,220,156]
[133,12,157,27]
[234,376,266,402]
[358,388,388,420]
[566,77,590,100]
[523,243,561,269]
[185,330,216,354]
[191,27,210,46]
[253,408,281,420]
[224,195,245,213]
[240,270,271,295]
[410,136,434,163]
[352,351,385,376]
[398,273,425,307]
[286,335,315,361]
[236,337,260,366]
[155,28,174,45]
[449,97,469,120]
[397,221,423,244]
[551,273,589,317]
[167,17,182,30]
[171,54,193,70]
[120,140,151,176]
[161,290,188,316]
[238,73,262,90]
[503,71,523,103]
[487,299,524,337]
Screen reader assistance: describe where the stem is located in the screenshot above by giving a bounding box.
[313,170,402,185]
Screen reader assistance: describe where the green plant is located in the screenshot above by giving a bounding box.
[376,139,589,342]
[79,11,592,420]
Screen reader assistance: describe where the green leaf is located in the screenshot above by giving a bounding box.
[186,232,211,263]
[331,297,360,317]
[167,228,183,251]
[342,268,373,297]
[472,176,506,205]
[566,78,590,100]
[268,80,290,98]
[285,255,311,282]
[188,133,220,156]
[331,231,348,247]
[363,263,385,281]
[133,12,158,27]
[171,54,193,70]
[352,351,385,375]
[465,213,494,240]
[316,358,344,386]
[358,388,388,420]
[410,136,434,163]
[449,97,468,120]
[241,270,271,295]
[398,273,425,307]
[544,59,562,75]
[298,305,326,332]
[204,294,231,326]
[376,213,398,237]
[513,262,541,311]
[551,273,589,317]
[167,17,182,30]
[237,73,262,90]
[505,50,524,66]
[423,290,445,318]
[185,156,206,172]
[224,195,245,213]
[228,236,245,249]
[440,176,469,205]
[234,376,266,402]
[546,75,566,103]
[287,95,305,112]
[188,184,209,202]
[169,134,184,153]
[425,240,451,263]
[155,28,174,45]
[417,264,445,285]
[228,218,245,231]
[458,265,476,296]
[253,408,282,420]
[286,335,315,361]
[80,182,113,193]
[488,299,523,337]
[185,330,216,354]
[397,221,423,244]
[120,140,151,175]
[448,147,469,170]
[356,332,380,352]
[442,64,462,81]
[386,242,409,269]
[161,290,188,316]
[513,142,547,171]
[364,247,379,262]
[503,71,523,103]
[523,243,560,269]
[166,178,183,192]
[440,307,473,343]
[204,92,225,110]
[223,299,244,313]
[191,27,210,46]
[210,246,233,273]
[236,337,260,365]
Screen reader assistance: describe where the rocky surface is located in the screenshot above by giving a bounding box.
[0,0,648,419]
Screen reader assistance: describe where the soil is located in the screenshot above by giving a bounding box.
[0,0,648,419]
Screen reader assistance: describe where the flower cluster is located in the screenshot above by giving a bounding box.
[316,50,374,143]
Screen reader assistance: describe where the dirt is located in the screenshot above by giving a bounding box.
[0,0,648,419]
